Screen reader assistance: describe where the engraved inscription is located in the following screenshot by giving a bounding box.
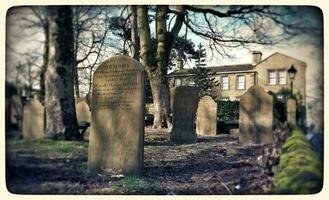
[93,62,140,111]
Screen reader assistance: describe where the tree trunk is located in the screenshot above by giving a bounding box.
[136,5,184,129]
[156,6,171,128]
[130,6,140,60]
[39,20,49,104]
[45,6,80,140]
[137,6,162,128]
[73,15,80,99]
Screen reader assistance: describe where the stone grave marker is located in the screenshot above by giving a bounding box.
[76,101,91,141]
[22,98,44,139]
[88,55,144,175]
[170,86,199,144]
[196,96,217,136]
[239,85,273,144]
[287,98,297,125]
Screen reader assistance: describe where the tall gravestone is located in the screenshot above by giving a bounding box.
[22,98,44,139]
[287,98,297,125]
[239,85,273,144]
[88,55,144,175]
[170,86,199,144]
[76,101,91,141]
[196,96,217,136]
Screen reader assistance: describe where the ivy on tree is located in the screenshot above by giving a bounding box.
[188,43,219,99]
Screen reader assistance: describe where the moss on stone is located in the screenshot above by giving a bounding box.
[273,127,323,194]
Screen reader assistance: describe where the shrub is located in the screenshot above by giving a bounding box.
[217,100,239,121]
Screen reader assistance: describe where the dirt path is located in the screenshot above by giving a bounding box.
[6,128,272,194]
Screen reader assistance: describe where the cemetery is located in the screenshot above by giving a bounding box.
[5,5,323,195]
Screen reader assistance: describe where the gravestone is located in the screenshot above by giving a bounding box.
[22,98,44,139]
[170,86,199,144]
[76,101,91,123]
[239,85,273,144]
[287,98,297,125]
[88,55,144,175]
[196,96,217,136]
[76,101,91,141]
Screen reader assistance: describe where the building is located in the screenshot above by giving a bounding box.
[168,51,306,104]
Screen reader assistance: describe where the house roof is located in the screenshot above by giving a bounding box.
[255,52,307,67]
[168,63,255,77]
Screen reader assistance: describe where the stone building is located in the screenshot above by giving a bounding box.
[167,51,306,104]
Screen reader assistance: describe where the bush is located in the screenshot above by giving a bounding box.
[217,100,239,121]
[273,127,323,194]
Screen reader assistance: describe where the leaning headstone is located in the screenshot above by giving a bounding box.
[287,98,297,125]
[239,85,273,144]
[196,96,217,136]
[76,101,91,141]
[170,86,199,144]
[88,55,144,175]
[22,98,44,139]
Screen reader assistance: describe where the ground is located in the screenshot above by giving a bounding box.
[6,128,272,195]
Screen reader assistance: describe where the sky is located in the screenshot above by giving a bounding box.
[5,5,324,126]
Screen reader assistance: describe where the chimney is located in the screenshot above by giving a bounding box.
[252,51,262,65]
[176,58,184,70]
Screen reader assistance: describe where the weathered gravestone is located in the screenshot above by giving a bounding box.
[76,101,91,141]
[170,86,199,144]
[196,96,217,136]
[287,98,297,125]
[22,98,44,139]
[239,85,273,144]
[88,55,144,175]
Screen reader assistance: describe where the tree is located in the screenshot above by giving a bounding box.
[137,5,184,128]
[133,5,307,129]
[45,6,79,140]
[188,43,219,99]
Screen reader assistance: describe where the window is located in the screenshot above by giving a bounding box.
[221,76,229,90]
[188,80,195,86]
[278,70,286,85]
[237,75,245,90]
[175,78,181,87]
[268,70,276,85]
[220,97,229,101]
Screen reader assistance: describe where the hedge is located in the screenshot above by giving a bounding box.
[273,126,323,194]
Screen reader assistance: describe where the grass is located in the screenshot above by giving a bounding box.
[96,176,163,194]
[273,127,323,194]
[6,138,88,155]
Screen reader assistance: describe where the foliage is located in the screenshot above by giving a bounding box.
[217,100,239,121]
[273,127,323,194]
[188,43,219,98]
[268,91,287,130]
